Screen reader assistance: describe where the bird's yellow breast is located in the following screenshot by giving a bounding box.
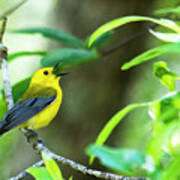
[19,90,62,130]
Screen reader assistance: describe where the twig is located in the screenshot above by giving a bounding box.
[0,17,147,180]
[7,128,147,180]
[101,24,157,57]
[0,0,28,20]
[0,17,7,43]
[0,18,14,109]
[7,145,146,180]
[7,160,44,180]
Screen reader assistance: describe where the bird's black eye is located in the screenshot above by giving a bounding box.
[43,71,49,75]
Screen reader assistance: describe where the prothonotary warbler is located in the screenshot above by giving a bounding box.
[0,65,67,135]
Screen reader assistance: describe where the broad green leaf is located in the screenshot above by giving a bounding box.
[69,176,73,180]
[90,102,149,164]
[12,77,31,102]
[153,61,180,92]
[87,144,155,176]
[28,167,53,180]
[89,30,114,49]
[149,29,180,43]
[41,48,100,72]
[121,42,180,70]
[12,27,83,47]
[88,16,180,47]
[154,6,180,16]
[8,51,46,62]
[42,152,64,180]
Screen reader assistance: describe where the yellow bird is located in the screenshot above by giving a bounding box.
[0,65,67,135]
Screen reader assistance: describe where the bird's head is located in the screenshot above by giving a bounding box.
[30,66,67,88]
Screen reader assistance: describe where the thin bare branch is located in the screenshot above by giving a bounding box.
[101,24,157,57]
[0,0,28,20]
[0,18,14,109]
[0,17,7,43]
[7,145,146,180]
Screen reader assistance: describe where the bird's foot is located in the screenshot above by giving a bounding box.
[21,128,45,150]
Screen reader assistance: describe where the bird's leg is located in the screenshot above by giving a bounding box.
[20,128,45,150]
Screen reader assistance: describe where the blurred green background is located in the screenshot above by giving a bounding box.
[0,0,180,179]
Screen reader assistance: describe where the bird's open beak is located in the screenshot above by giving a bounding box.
[53,62,69,77]
[56,72,69,77]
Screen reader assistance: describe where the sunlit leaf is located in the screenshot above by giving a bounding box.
[41,48,100,72]
[146,121,177,164]
[11,27,83,47]
[121,42,180,70]
[89,30,114,49]
[42,152,64,180]
[69,176,73,180]
[149,29,180,43]
[90,102,149,164]
[162,154,180,180]
[88,16,180,47]
[87,144,155,176]
[148,92,180,163]
[153,61,180,91]
[154,6,180,16]
[28,167,53,180]
[8,51,46,62]
[149,91,180,122]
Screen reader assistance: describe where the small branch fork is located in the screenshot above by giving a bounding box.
[0,19,147,180]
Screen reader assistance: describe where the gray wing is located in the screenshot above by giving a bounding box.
[0,96,56,135]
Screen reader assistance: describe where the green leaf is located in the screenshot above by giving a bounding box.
[121,42,180,70]
[12,27,83,47]
[148,92,180,163]
[41,48,100,72]
[154,6,180,16]
[0,78,31,119]
[28,167,54,180]
[42,152,64,180]
[153,61,180,91]
[87,144,155,176]
[0,97,7,120]
[169,128,180,156]
[149,29,180,43]
[69,176,73,180]
[149,91,180,122]
[89,30,114,49]
[90,102,149,164]
[146,121,177,164]
[88,16,180,47]
[1,77,31,103]
[12,77,31,102]
[162,155,180,180]
[8,51,46,62]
